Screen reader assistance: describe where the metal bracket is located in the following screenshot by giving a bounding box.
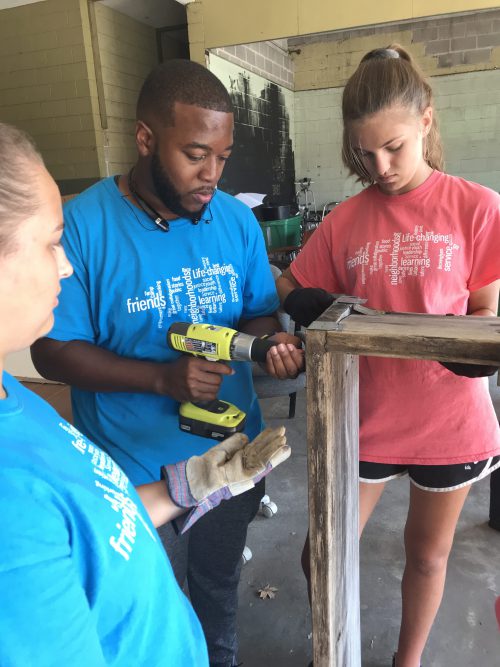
[307,295,388,331]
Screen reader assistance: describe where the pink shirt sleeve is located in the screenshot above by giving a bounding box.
[467,189,500,292]
[290,214,342,293]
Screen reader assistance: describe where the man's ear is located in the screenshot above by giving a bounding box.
[136,120,155,157]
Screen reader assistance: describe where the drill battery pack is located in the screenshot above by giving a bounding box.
[179,399,246,440]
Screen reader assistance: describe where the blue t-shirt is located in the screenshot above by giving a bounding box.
[49,178,279,484]
[0,372,207,666]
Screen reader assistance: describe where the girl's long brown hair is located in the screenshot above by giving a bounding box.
[341,45,444,183]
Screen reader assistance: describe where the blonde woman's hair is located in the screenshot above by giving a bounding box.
[341,44,444,183]
[0,122,44,255]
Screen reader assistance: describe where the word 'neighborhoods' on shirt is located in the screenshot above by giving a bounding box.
[347,227,460,286]
[125,257,240,327]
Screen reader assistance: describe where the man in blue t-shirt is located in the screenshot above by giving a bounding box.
[32,59,303,667]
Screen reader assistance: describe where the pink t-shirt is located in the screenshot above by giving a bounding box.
[291,171,500,464]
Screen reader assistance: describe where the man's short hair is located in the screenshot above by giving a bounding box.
[137,59,233,126]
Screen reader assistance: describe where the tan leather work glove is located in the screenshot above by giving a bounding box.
[162,427,290,533]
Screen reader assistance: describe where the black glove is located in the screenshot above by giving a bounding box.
[440,361,498,378]
[283,288,335,327]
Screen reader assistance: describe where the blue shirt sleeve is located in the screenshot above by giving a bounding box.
[0,473,107,666]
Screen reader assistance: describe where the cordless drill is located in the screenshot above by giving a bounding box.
[167,322,276,440]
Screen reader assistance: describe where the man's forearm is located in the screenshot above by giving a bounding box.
[31,338,164,394]
[237,315,281,338]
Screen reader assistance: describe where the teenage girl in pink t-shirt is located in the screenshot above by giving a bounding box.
[277,45,500,667]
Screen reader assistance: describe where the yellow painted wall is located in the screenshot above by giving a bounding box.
[94,3,158,176]
[0,0,100,182]
[0,0,159,187]
[187,0,500,53]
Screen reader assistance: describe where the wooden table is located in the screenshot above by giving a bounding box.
[306,308,500,666]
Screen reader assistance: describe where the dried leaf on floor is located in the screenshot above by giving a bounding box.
[257,584,278,600]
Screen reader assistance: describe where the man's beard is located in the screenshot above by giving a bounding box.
[150,150,207,222]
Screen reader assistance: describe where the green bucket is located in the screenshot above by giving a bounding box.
[259,214,302,250]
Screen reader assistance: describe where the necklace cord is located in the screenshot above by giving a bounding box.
[124,170,214,229]
[127,171,170,232]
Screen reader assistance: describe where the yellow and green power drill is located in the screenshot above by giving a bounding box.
[167,322,276,440]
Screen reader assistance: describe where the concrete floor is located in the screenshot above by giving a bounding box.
[237,379,500,667]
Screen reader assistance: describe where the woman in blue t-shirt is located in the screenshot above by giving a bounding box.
[0,122,290,667]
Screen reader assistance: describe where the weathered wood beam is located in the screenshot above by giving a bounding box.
[306,330,360,667]
[312,310,500,365]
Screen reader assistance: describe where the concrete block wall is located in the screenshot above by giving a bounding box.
[0,0,159,192]
[94,3,158,176]
[0,0,100,184]
[185,0,205,66]
[435,69,500,188]
[211,39,294,90]
[294,87,355,208]
[208,52,295,204]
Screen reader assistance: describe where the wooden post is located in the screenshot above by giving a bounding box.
[307,330,360,666]
[306,310,500,667]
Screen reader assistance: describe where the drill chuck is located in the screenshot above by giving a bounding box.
[167,322,274,363]
[230,331,274,363]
